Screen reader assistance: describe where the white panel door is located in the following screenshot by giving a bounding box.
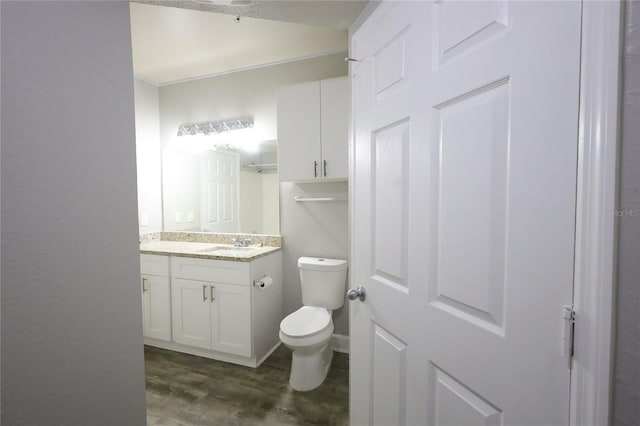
[277,80,322,181]
[210,283,252,357]
[171,278,211,350]
[350,1,581,425]
[200,150,239,233]
[320,76,349,180]
[141,274,171,341]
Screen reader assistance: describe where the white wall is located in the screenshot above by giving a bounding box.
[280,181,350,335]
[162,149,200,231]
[613,2,640,424]
[240,169,263,233]
[262,173,280,234]
[238,171,279,235]
[1,2,146,424]
[134,78,163,233]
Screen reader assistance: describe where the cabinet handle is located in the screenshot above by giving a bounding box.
[323,160,327,177]
[202,284,207,302]
[210,285,216,301]
[314,161,318,178]
[142,277,148,293]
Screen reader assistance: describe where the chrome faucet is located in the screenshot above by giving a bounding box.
[232,237,251,247]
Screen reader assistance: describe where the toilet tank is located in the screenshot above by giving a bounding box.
[298,257,348,310]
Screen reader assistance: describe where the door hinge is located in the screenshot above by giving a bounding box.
[563,305,576,367]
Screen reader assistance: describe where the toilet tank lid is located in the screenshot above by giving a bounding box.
[298,257,348,271]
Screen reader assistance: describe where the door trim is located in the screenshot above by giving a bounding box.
[571,1,622,425]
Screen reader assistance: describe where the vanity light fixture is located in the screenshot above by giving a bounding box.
[176,118,254,137]
[176,118,261,153]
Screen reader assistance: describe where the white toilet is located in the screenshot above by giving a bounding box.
[279,257,348,391]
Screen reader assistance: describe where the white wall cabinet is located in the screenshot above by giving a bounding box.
[141,251,283,367]
[277,76,349,181]
[140,254,171,342]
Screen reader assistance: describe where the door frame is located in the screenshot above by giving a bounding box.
[571,1,622,425]
[347,1,623,425]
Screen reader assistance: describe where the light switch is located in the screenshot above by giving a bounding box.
[187,211,194,222]
[140,213,149,226]
[175,211,182,223]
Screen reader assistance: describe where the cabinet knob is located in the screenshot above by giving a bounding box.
[202,284,207,302]
[314,160,318,178]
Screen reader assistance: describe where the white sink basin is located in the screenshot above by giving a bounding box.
[199,245,254,255]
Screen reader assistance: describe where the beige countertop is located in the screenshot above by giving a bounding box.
[139,240,281,262]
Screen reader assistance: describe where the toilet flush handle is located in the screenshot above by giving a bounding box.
[347,286,366,302]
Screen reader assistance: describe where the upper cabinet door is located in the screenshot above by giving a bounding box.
[277,81,322,181]
[320,77,349,180]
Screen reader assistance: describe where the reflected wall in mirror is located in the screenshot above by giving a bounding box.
[162,141,279,235]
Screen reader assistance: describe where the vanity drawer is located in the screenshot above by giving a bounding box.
[171,256,251,285]
[140,254,169,276]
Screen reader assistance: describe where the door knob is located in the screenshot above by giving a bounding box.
[347,286,366,302]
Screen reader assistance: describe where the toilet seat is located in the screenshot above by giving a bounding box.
[280,306,332,338]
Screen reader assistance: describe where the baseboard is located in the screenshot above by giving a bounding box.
[330,334,350,354]
[257,341,281,367]
[143,338,258,368]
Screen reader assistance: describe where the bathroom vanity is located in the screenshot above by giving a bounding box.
[139,233,283,368]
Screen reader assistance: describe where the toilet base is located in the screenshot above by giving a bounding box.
[288,342,334,392]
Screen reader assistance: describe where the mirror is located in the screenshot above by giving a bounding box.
[130,2,350,238]
[162,140,279,235]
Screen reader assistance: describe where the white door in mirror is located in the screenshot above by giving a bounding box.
[200,150,240,232]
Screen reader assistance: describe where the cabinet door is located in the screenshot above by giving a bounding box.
[142,274,171,341]
[171,278,211,350]
[277,80,322,181]
[320,76,349,180]
[210,283,252,357]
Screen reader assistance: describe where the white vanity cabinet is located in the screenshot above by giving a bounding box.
[141,250,283,368]
[140,254,172,342]
[277,76,349,181]
[171,258,252,357]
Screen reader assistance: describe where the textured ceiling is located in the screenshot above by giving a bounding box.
[134,0,369,29]
[130,2,359,85]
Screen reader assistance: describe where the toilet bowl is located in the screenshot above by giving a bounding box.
[279,257,348,391]
[280,306,334,391]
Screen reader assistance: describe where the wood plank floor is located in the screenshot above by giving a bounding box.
[145,345,349,426]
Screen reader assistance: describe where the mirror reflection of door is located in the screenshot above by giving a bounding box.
[200,150,240,233]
